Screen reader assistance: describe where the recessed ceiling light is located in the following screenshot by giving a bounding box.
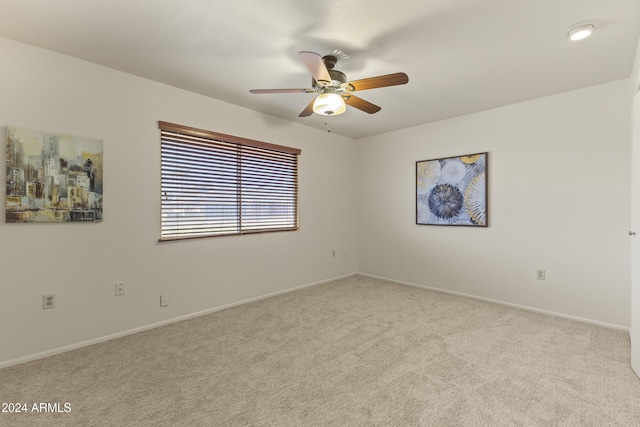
[567,22,596,41]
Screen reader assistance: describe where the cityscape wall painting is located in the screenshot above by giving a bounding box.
[6,126,103,223]
[416,152,487,227]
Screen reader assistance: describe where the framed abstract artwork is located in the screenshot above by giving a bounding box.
[416,152,487,226]
[6,126,103,223]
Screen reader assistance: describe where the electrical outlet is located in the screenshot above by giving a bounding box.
[115,282,125,296]
[536,270,546,280]
[160,294,170,307]
[43,294,55,309]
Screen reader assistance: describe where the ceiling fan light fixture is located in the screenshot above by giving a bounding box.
[568,22,595,41]
[313,92,346,116]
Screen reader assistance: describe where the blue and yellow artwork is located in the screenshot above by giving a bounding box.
[416,152,487,226]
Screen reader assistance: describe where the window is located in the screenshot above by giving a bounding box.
[159,121,300,240]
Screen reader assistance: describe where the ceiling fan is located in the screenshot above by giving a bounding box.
[250,51,409,117]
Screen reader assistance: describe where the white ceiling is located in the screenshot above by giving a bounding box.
[0,0,638,139]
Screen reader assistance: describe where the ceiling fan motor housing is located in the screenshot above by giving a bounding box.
[312,55,347,89]
[312,69,347,90]
[329,69,347,86]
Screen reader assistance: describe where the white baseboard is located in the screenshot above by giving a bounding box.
[358,272,629,332]
[2,271,628,369]
[0,273,356,370]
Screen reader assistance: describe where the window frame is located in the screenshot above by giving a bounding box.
[159,121,301,241]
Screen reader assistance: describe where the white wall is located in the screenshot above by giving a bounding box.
[0,34,634,367]
[0,37,358,366]
[356,80,631,328]
[630,32,640,375]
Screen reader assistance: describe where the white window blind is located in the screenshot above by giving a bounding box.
[159,121,300,240]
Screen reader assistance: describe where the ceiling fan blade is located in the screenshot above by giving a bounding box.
[347,72,409,91]
[344,94,382,114]
[299,99,315,117]
[299,51,332,84]
[250,88,314,94]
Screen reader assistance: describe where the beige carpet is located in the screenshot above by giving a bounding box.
[1,275,639,426]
